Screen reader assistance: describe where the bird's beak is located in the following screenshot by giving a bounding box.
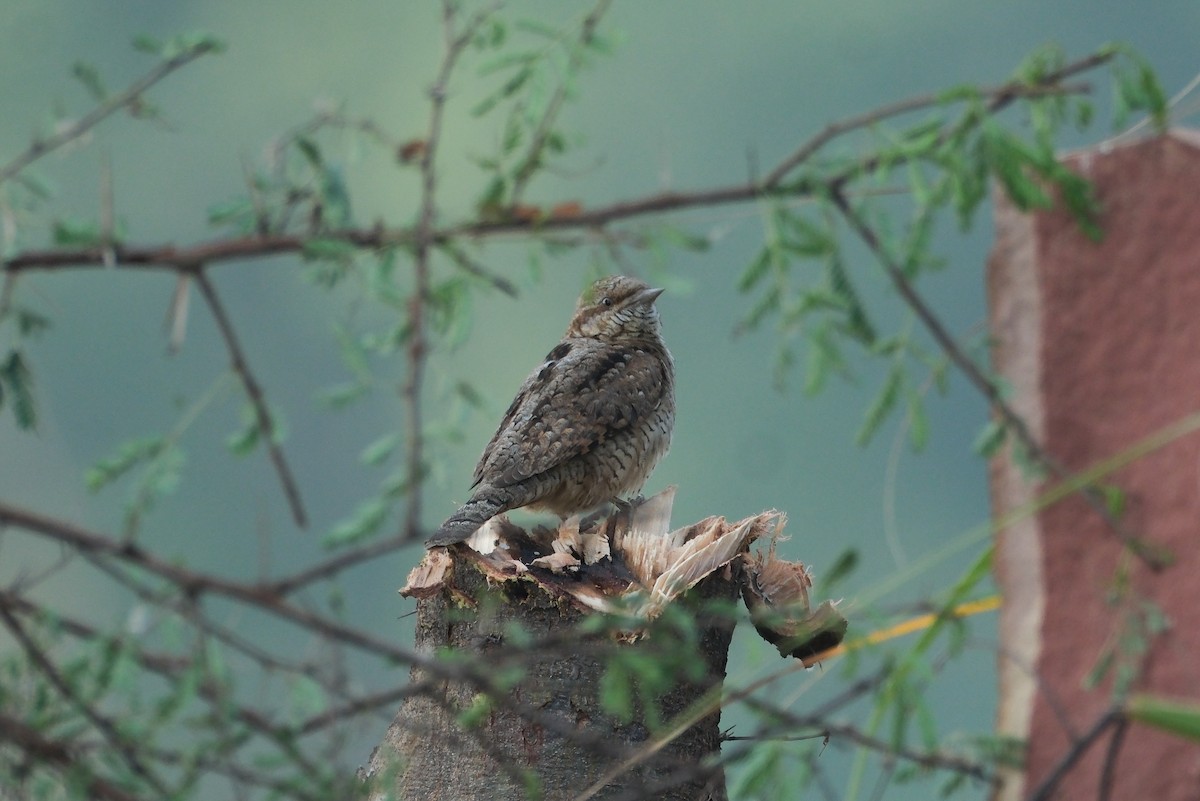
[635,287,665,306]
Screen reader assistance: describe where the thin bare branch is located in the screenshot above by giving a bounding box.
[1098,714,1128,801]
[737,700,995,784]
[0,41,219,186]
[194,271,308,527]
[438,240,519,296]
[267,531,416,595]
[4,229,399,273]
[1024,707,1121,801]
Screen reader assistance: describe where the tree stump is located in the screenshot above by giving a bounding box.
[361,488,846,801]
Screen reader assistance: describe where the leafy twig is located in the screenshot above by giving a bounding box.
[2,52,1108,277]
[0,713,146,801]
[827,186,1166,569]
[508,0,614,205]
[403,1,501,540]
[765,80,1090,189]
[0,604,172,797]
[0,40,219,186]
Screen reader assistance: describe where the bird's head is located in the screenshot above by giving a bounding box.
[566,275,665,342]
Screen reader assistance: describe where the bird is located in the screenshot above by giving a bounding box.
[426,275,675,548]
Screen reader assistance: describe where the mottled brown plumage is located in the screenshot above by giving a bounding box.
[427,275,675,547]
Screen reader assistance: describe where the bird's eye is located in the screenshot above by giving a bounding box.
[600,296,613,307]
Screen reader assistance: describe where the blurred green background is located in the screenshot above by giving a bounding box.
[1,1,1196,796]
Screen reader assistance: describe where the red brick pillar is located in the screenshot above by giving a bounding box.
[987,131,1200,801]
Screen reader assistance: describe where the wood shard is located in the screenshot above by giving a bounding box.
[551,515,583,557]
[742,544,848,660]
[530,551,581,572]
[399,547,452,599]
[409,488,847,658]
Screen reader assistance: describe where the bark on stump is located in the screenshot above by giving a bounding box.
[988,130,1200,801]
[362,489,846,801]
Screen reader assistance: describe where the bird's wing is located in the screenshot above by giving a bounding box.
[471,340,670,489]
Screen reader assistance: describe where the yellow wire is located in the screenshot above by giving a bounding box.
[800,594,1001,667]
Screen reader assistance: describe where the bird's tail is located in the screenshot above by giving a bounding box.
[425,490,511,548]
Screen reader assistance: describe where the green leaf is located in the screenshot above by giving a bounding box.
[1055,170,1101,241]
[1075,99,1095,129]
[288,676,327,720]
[429,278,474,348]
[472,66,533,117]
[897,118,944,157]
[161,31,227,58]
[153,655,203,724]
[360,433,398,467]
[455,381,485,410]
[51,217,103,247]
[457,693,494,729]
[818,548,859,595]
[856,365,904,446]
[1128,695,1200,743]
[514,18,563,39]
[916,701,939,750]
[316,381,370,410]
[599,659,634,724]
[302,237,358,265]
[206,197,256,231]
[295,136,323,169]
[803,327,833,396]
[336,328,372,383]
[85,436,165,492]
[982,124,1051,211]
[15,308,52,338]
[71,62,108,101]
[826,251,875,344]
[317,165,353,228]
[906,390,929,452]
[226,419,260,456]
[16,170,55,201]
[0,351,37,430]
[1111,48,1168,132]
[737,247,772,293]
[902,205,938,278]
[472,19,507,50]
[325,497,390,547]
[1099,483,1127,519]
[132,31,225,58]
[657,225,711,253]
[736,283,781,333]
[973,419,1007,458]
[730,741,785,798]
[781,212,834,257]
[132,34,163,54]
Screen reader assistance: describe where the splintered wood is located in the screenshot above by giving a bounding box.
[402,487,847,658]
